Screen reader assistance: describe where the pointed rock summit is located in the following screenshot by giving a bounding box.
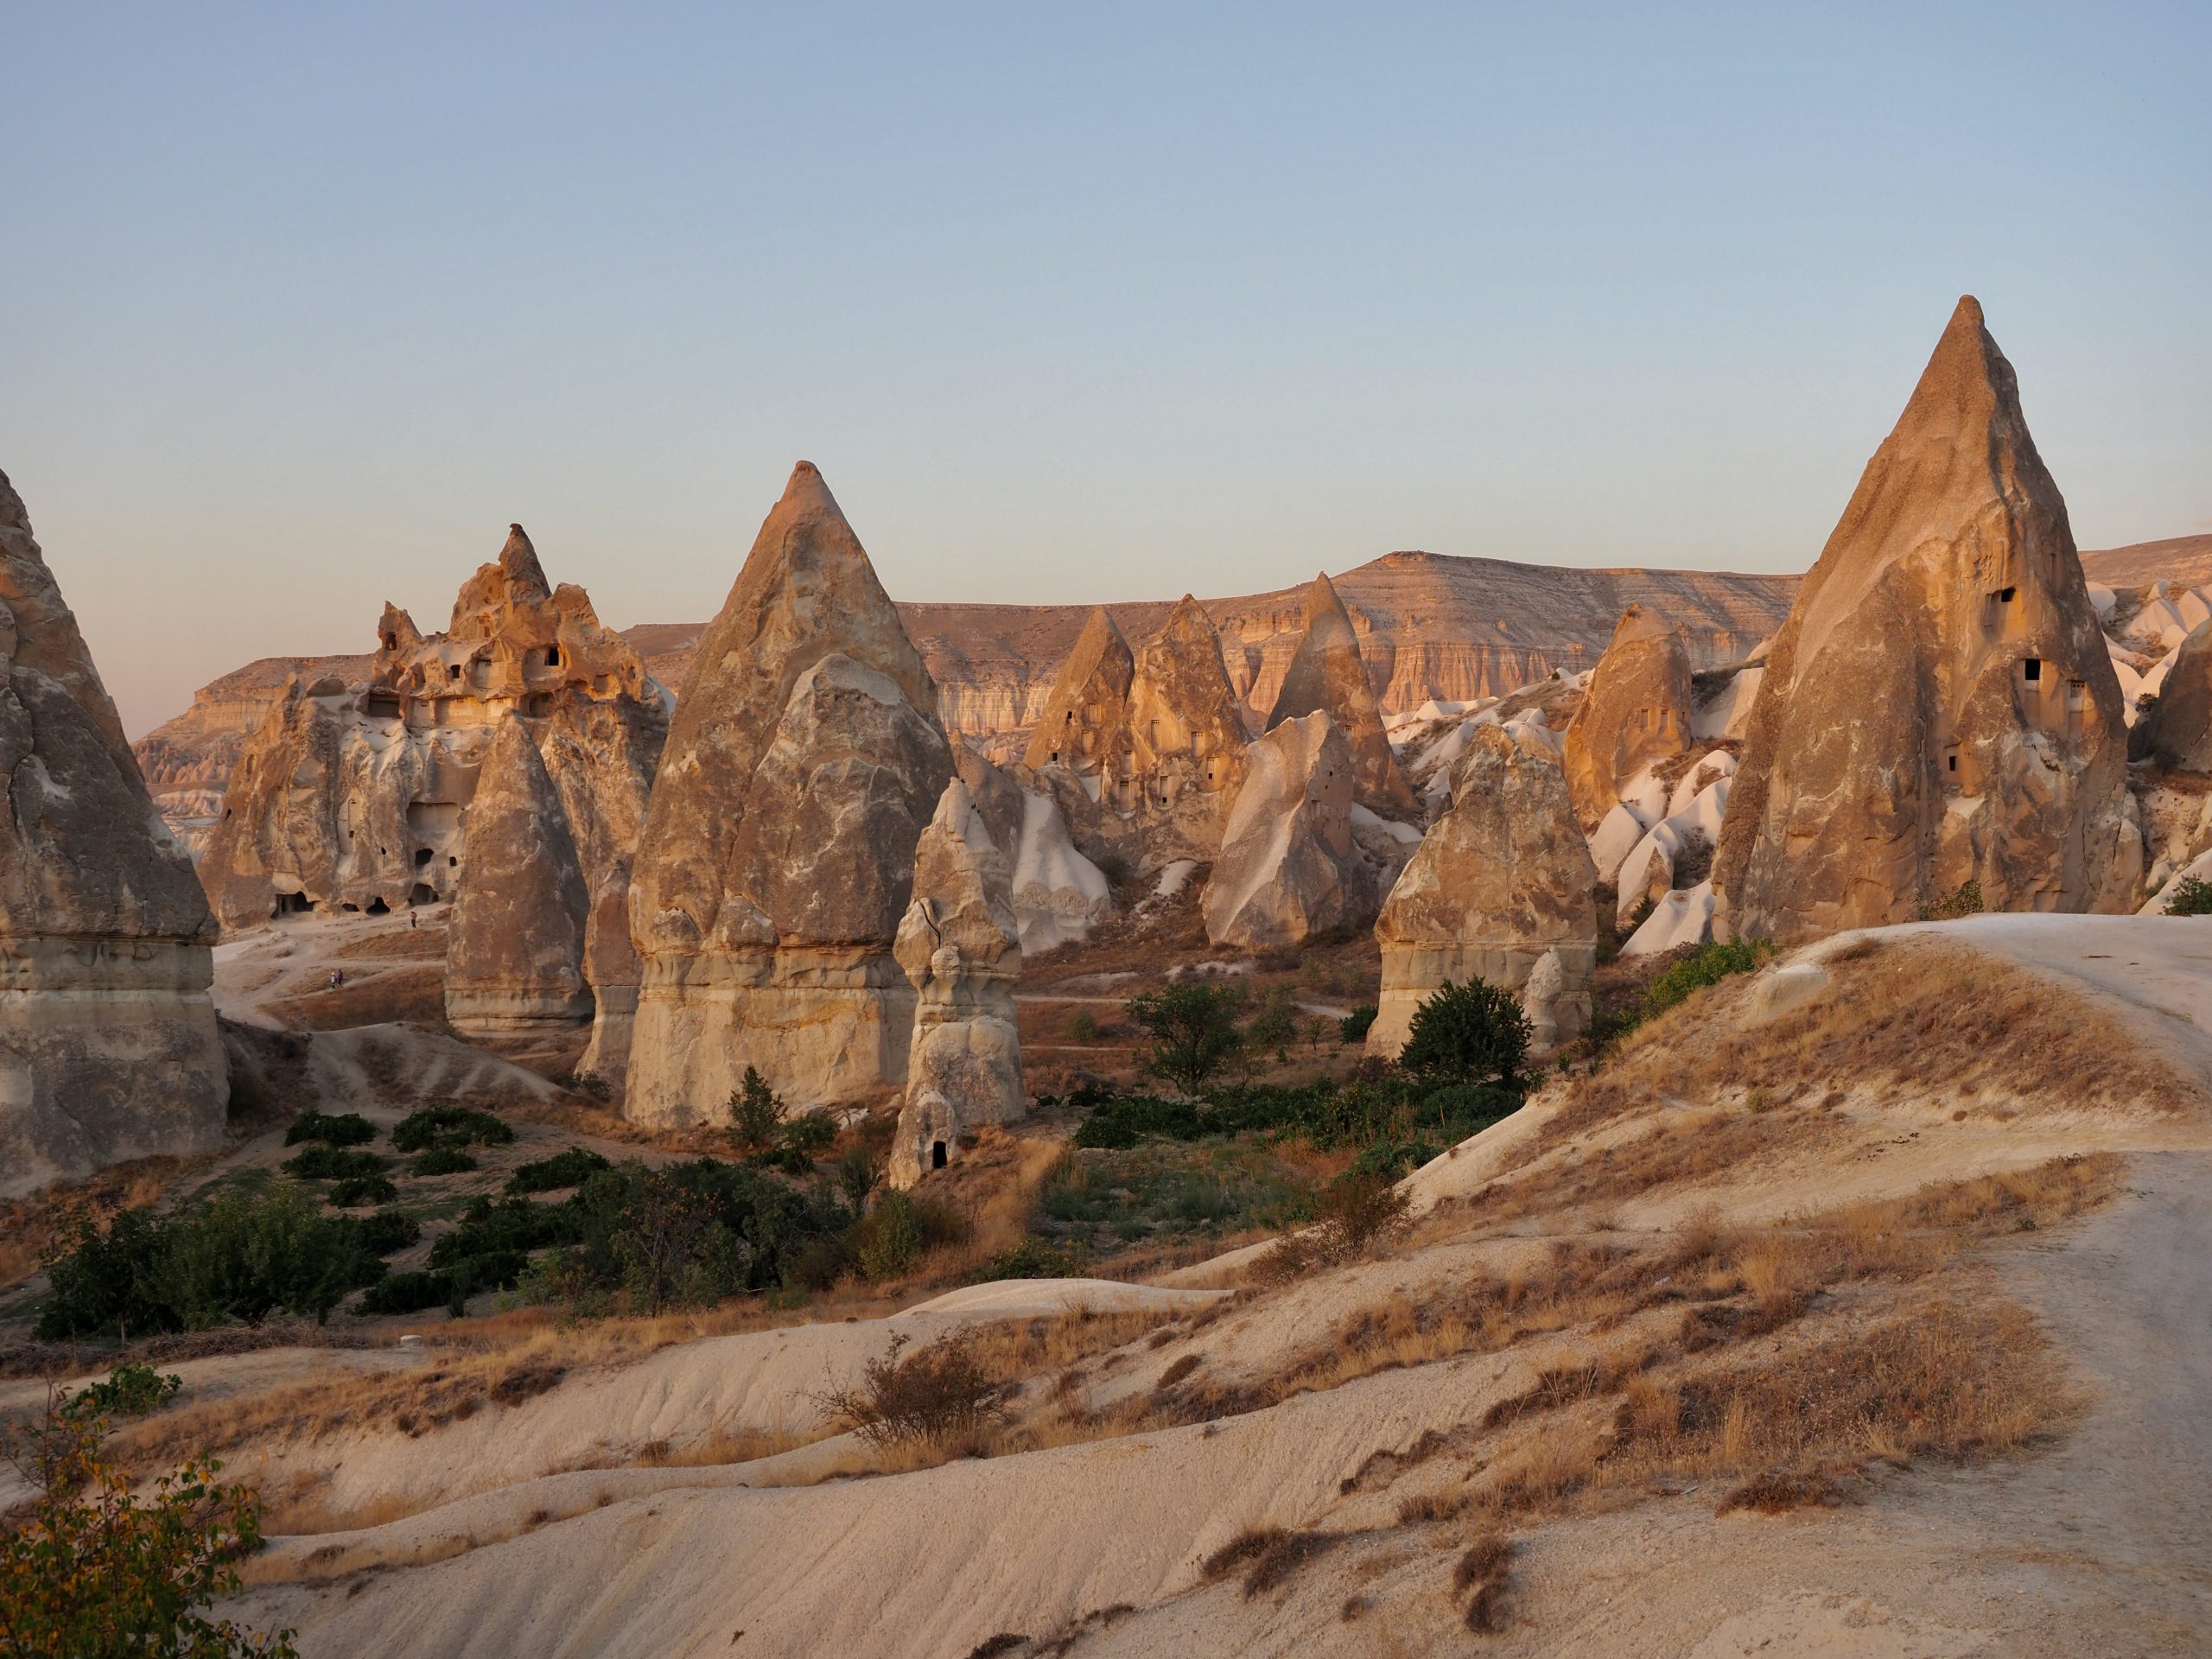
[626,462,953,1125]
[0,467,227,1195]
[1022,607,1135,772]
[1267,573,1417,817]
[1560,604,1694,831]
[1202,712,1372,947]
[1370,724,1598,1058]
[445,716,594,1034]
[1713,298,2140,942]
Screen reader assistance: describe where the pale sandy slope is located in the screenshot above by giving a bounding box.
[228,916,2212,1658]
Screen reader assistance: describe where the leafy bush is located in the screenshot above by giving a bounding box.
[1338,1003,1378,1045]
[409,1145,478,1177]
[1396,978,1531,1087]
[728,1066,785,1154]
[327,1175,398,1209]
[1644,938,1775,1014]
[2164,874,2212,916]
[1126,983,1244,1091]
[343,1209,421,1256]
[61,1363,181,1422]
[976,1237,1092,1281]
[37,1187,380,1340]
[1064,1007,1099,1043]
[355,1270,446,1316]
[852,1191,969,1281]
[283,1110,375,1148]
[551,1160,850,1304]
[429,1196,586,1272]
[814,1333,1006,1449]
[391,1104,515,1154]
[1074,1094,1206,1149]
[0,1400,296,1657]
[779,1110,839,1157]
[280,1146,388,1183]
[505,1147,613,1194]
[1245,984,1297,1058]
[1917,878,1984,921]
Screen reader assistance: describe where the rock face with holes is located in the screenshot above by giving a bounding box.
[888,780,1024,1189]
[195,526,667,975]
[1560,605,1695,830]
[0,468,228,1197]
[1021,597,1251,874]
[1202,712,1374,948]
[1713,297,2141,944]
[1368,723,1598,1058]
[1267,573,1420,820]
[625,463,954,1127]
[444,716,594,1036]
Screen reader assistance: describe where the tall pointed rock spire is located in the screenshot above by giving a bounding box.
[1713,297,2139,942]
[1267,572,1417,817]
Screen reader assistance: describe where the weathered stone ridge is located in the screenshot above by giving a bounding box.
[625,463,953,1126]
[1560,605,1694,830]
[1713,297,2140,944]
[1369,724,1598,1058]
[1202,712,1372,948]
[1267,573,1418,817]
[888,780,1024,1188]
[445,716,594,1035]
[0,468,227,1197]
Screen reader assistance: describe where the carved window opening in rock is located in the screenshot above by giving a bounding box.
[275,892,316,916]
[414,847,434,866]
[470,658,491,691]
[410,882,435,907]
[931,1141,948,1169]
[2023,658,2043,683]
[365,897,390,915]
[1945,744,1961,774]
[382,633,397,651]
[545,645,561,668]
[367,690,402,719]
[448,664,462,680]
[449,855,459,867]
[524,693,553,716]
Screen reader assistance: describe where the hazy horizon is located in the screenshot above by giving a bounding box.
[6,3,2206,739]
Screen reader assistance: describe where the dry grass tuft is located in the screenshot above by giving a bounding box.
[1200,1527,1288,1582]
[1453,1533,1515,1633]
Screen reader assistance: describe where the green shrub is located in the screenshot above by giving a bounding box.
[327,1175,398,1209]
[36,1186,380,1339]
[728,1066,785,1154]
[852,1192,969,1282]
[976,1237,1092,1281]
[409,1146,477,1177]
[779,1110,839,1157]
[391,1104,514,1154]
[61,1363,181,1421]
[355,1270,446,1316]
[2164,874,2212,916]
[1917,879,1984,921]
[343,1209,421,1256]
[1644,938,1775,1015]
[1245,984,1297,1058]
[1127,983,1244,1092]
[1064,1007,1099,1043]
[1397,978,1531,1087]
[281,1146,388,1183]
[283,1110,375,1148]
[1338,1003,1378,1045]
[1074,1094,1205,1149]
[505,1147,613,1195]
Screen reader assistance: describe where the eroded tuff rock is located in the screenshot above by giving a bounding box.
[1021,597,1251,872]
[1560,605,1694,830]
[444,717,594,1036]
[1369,724,1597,1058]
[1713,297,2140,944]
[197,524,666,936]
[1201,712,1372,948]
[0,469,227,1196]
[1267,573,1418,818]
[625,463,953,1126]
[953,742,1111,955]
[888,781,1024,1188]
[2130,620,2212,772]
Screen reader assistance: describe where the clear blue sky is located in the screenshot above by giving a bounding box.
[5,2,2207,737]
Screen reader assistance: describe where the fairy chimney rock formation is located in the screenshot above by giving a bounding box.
[1560,605,1694,830]
[1368,724,1598,1058]
[953,741,1112,955]
[1201,711,1373,948]
[1713,297,2139,944]
[888,780,1025,1187]
[445,716,594,1035]
[625,462,953,1126]
[0,468,228,1196]
[2130,620,2212,772]
[199,520,665,938]
[1022,597,1250,871]
[1267,573,1418,818]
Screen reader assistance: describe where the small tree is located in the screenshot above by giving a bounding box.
[728,1066,785,1154]
[1338,1003,1378,1046]
[1246,984,1297,1062]
[1397,978,1530,1088]
[1126,983,1244,1093]
[0,1401,296,1657]
[2165,874,2212,916]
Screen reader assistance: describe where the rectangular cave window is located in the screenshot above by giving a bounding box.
[931,1141,948,1170]
[1999,587,2017,602]
[409,883,435,906]
[448,664,461,679]
[545,645,561,668]
[2024,658,2043,683]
